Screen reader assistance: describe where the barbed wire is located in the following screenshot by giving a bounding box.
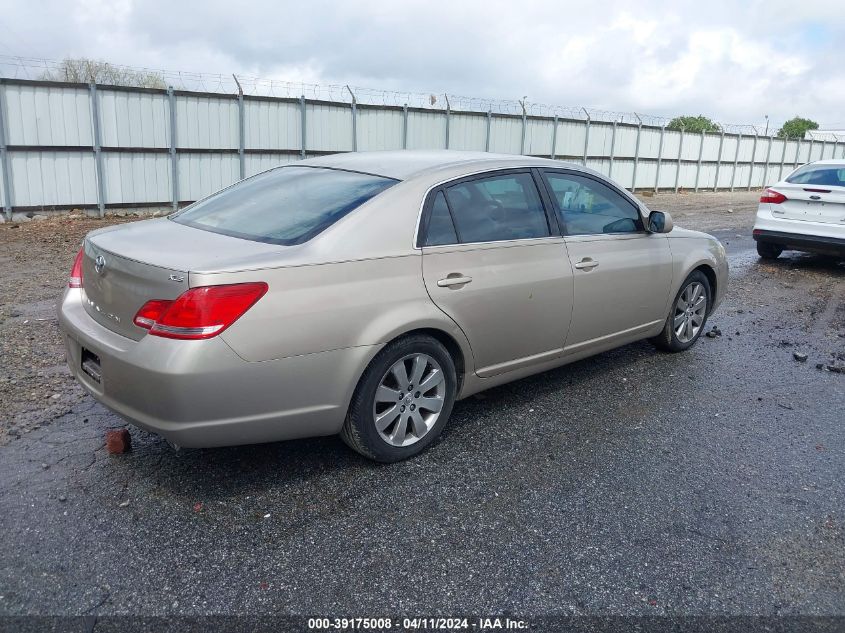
[0,54,786,134]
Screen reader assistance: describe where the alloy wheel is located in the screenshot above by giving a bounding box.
[673,281,707,343]
[372,353,446,447]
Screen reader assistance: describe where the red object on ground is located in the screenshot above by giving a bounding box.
[106,429,131,454]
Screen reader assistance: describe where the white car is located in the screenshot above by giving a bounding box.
[753,160,845,259]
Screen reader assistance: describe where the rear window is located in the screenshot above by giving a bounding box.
[786,164,845,187]
[171,166,397,245]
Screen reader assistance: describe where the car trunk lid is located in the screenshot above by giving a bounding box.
[771,184,845,225]
[80,218,287,340]
[81,241,189,341]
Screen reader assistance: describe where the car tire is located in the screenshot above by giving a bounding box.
[756,242,783,259]
[340,334,457,462]
[649,270,712,353]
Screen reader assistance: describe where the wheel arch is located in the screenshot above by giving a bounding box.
[692,263,718,312]
[384,327,468,394]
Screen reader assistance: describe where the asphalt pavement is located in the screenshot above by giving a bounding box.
[1,222,843,623]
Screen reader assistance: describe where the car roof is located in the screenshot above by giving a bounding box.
[299,150,584,181]
[807,159,845,166]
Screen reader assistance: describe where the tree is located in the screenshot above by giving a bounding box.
[40,58,166,89]
[666,115,721,133]
[777,117,819,139]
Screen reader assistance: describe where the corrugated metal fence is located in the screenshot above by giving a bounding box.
[1,77,844,220]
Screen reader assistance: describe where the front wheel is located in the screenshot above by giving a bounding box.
[341,334,457,462]
[649,271,711,352]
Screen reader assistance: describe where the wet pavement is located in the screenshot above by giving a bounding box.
[0,201,843,618]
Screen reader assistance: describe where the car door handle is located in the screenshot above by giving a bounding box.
[574,258,599,271]
[437,275,473,287]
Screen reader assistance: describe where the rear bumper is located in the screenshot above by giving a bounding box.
[753,207,845,256]
[58,289,378,448]
[752,229,845,256]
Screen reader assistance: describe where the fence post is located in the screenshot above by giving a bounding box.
[445,95,451,150]
[609,120,617,180]
[820,138,827,160]
[631,113,642,192]
[674,126,685,193]
[794,138,801,168]
[728,132,742,191]
[0,80,13,220]
[763,135,773,186]
[713,131,724,191]
[654,125,665,193]
[807,138,814,163]
[88,83,106,218]
[581,107,590,166]
[779,136,788,180]
[403,104,408,150]
[167,86,179,212]
[345,85,357,152]
[234,76,245,179]
[299,95,306,158]
[519,99,527,155]
[550,114,558,159]
[746,132,758,191]
[485,110,492,152]
[694,129,704,192]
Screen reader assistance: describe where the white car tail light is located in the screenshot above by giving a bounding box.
[760,189,787,204]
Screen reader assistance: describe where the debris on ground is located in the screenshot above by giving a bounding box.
[105,429,132,454]
[793,352,808,363]
[705,326,722,338]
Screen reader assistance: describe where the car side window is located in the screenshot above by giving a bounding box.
[544,172,643,236]
[424,191,459,246]
[443,173,550,243]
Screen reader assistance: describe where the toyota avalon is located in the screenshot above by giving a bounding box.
[59,151,728,461]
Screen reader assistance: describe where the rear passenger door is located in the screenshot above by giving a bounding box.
[419,170,574,378]
[540,170,673,353]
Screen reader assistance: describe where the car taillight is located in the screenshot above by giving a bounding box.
[133,299,173,329]
[68,249,84,288]
[760,189,787,204]
[135,282,268,340]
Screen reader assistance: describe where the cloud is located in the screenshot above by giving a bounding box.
[1,0,843,129]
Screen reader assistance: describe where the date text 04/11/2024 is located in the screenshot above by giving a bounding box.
[307,617,529,630]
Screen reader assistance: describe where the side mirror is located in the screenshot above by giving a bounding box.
[647,210,673,234]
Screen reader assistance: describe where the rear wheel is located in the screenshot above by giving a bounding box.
[341,334,457,462]
[649,271,711,352]
[756,242,783,259]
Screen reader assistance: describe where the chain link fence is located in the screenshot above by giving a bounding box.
[0,55,777,133]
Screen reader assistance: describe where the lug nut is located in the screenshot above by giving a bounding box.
[410,404,416,411]
[400,405,406,412]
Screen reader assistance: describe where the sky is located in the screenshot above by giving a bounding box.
[0,0,843,130]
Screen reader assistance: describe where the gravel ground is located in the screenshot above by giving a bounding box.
[1,191,843,622]
[0,214,133,445]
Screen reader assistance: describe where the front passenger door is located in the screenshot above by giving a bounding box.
[541,170,673,354]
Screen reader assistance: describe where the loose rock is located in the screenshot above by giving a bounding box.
[793,352,808,362]
[105,428,132,454]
